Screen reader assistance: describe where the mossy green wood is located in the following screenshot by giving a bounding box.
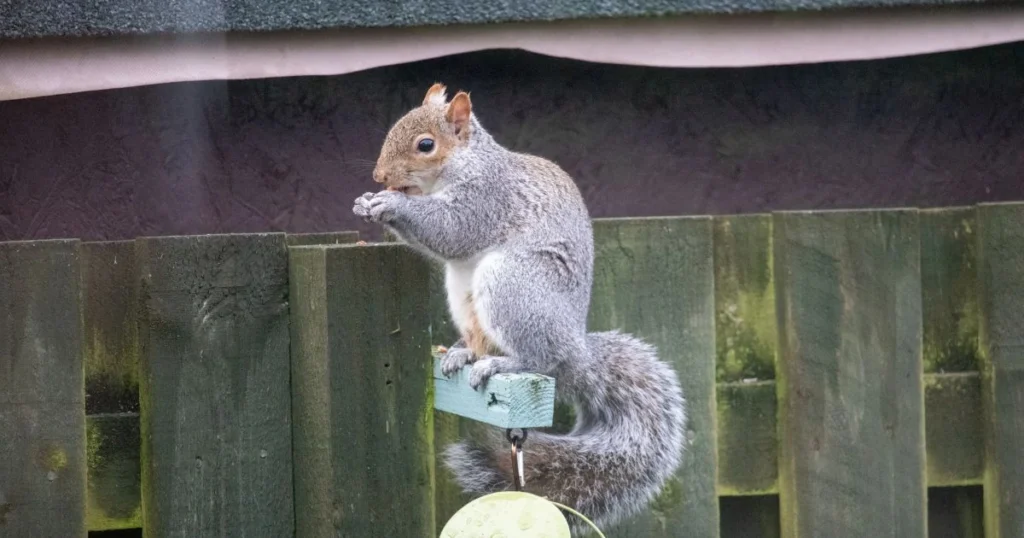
[588,217,718,537]
[81,240,142,531]
[289,243,435,537]
[774,209,926,538]
[0,239,87,537]
[82,240,140,415]
[976,202,1024,538]
[713,215,777,382]
[716,381,777,496]
[137,233,294,538]
[86,414,142,531]
[920,208,980,373]
[925,373,984,487]
[713,373,983,497]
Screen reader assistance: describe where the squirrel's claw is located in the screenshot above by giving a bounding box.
[440,347,475,377]
[468,357,505,390]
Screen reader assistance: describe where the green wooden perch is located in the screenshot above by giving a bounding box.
[432,350,557,429]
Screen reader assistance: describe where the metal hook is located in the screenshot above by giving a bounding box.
[506,428,528,491]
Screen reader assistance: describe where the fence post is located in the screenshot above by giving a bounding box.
[588,216,719,538]
[774,209,926,538]
[81,240,142,532]
[977,202,1024,538]
[290,243,435,537]
[137,233,294,537]
[0,239,86,537]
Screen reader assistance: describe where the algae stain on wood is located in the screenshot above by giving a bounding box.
[713,215,777,382]
[920,208,980,373]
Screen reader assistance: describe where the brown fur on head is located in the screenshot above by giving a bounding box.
[373,83,472,195]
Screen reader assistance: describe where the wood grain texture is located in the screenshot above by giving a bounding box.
[0,239,87,537]
[290,243,435,537]
[921,208,980,373]
[717,381,777,496]
[774,209,926,538]
[137,233,293,538]
[286,231,360,246]
[588,217,718,537]
[433,357,556,429]
[714,215,776,382]
[977,202,1024,538]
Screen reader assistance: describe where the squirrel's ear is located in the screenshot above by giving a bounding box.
[423,83,448,106]
[445,91,472,137]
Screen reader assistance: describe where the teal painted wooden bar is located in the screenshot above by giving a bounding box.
[432,356,556,429]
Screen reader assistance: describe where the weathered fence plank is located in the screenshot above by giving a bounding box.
[713,213,779,517]
[290,243,435,537]
[286,231,360,247]
[921,207,980,373]
[85,414,141,531]
[82,240,139,415]
[0,239,87,537]
[977,202,1024,538]
[714,214,776,382]
[588,217,718,537]
[717,381,777,496]
[81,240,142,531]
[926,373,984,487]
[137,233,293,537]
[774,209,926,538]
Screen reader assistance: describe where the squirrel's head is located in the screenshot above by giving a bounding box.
[373,83,472,195]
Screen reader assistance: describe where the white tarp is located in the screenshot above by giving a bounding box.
[2,6,1023,101]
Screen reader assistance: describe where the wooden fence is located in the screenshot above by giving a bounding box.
[1,203,1022,537]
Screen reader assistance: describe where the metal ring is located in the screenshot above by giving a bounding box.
[505,428,528,446]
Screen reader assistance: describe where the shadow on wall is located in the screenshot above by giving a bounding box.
[0,43,1023,242]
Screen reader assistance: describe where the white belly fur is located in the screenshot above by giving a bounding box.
[445,251,504,350]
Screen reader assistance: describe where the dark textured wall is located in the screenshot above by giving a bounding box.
[1,43,1022,243]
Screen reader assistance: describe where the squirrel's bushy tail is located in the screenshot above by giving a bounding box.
[442,331,687,535]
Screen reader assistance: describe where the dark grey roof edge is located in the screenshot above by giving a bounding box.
[0,0,1016,40]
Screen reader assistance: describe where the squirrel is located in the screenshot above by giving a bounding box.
[353,83,686,535]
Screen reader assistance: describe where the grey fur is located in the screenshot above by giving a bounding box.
[354,94,686,535]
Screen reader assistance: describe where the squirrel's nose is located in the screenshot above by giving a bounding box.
[372,169,387,184]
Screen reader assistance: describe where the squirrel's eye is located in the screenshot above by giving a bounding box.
[416,138,435,153]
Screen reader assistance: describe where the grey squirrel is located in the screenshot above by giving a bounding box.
[353,84,686,535]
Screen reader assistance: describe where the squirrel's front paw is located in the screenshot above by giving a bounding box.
[352,192,375,222]
[368,190,405,224]
[468,357,506,390]
[440,347,476,377]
